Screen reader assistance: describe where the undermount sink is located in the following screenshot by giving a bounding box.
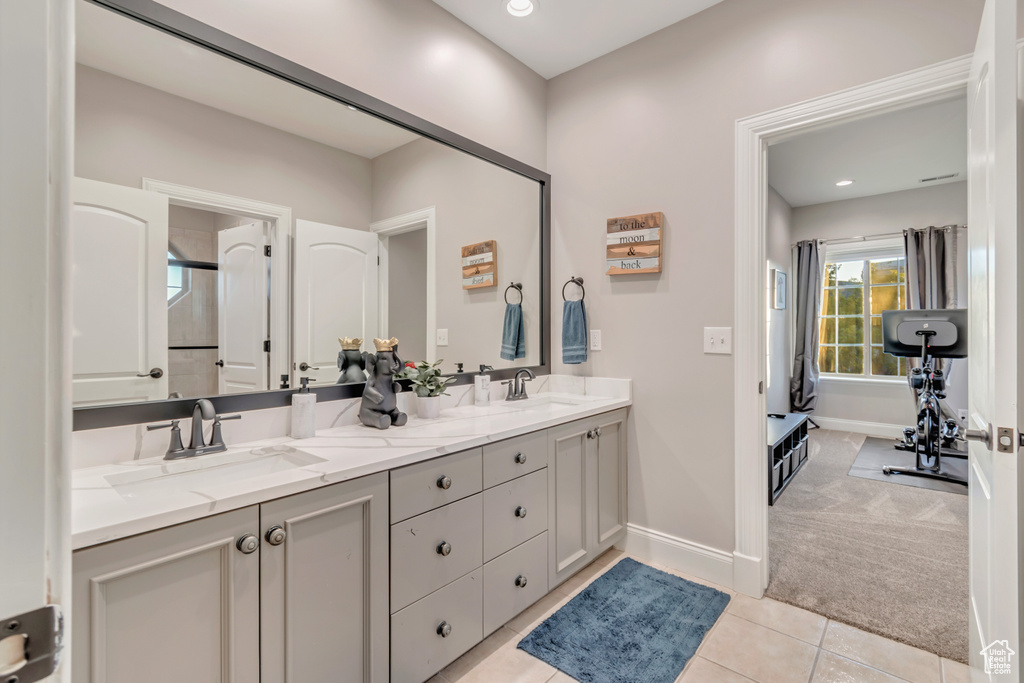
[504,394,594,410]
[105,447,326,501]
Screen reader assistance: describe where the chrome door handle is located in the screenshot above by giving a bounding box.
[137,367,164,379]
[299,362,319,371]
[215,360,224,367]
[265,525,286,546]
[236,533,259,554]
[966,425,992,448]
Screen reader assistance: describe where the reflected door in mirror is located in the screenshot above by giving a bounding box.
[293,220,379,385]
[218,222,269,394]
[72,178,169,405]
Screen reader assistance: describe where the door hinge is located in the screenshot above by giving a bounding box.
[0,606,63,683]
[264,245,272,257]
[377,256,380,266]
[758,381,764,395]
[263,340,271,353]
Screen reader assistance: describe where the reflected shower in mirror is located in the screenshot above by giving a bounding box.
[72,0,542,407]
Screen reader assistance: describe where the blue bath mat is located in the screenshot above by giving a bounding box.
[517,558,730,683]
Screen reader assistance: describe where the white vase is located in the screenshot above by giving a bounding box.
[418,395,441,419]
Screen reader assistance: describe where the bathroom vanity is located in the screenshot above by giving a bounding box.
[70,390,629,683]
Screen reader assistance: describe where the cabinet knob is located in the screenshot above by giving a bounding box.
[437,621,452,638]
[436,541,452,556]
[436,475,452,490]
[515,575,528,588]
[595,426,602,438]
[514,452,527,465]
[265,525,286,546]
[586,429,594,439]
[515,505,528,519]
[236,533,259,554]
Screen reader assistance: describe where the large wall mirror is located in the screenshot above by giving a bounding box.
[73,0,549,427]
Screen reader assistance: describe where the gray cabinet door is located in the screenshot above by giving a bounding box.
[260,472,389,683]
[72,505,261,683]
[547,419,592,588]
[594,411,627,551]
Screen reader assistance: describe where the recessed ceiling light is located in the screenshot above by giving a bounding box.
[835,179,854,187]
[506,0,535,17]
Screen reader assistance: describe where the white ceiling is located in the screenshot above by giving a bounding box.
[76,0,419,160]
[767,96,967,208]
[431,0,725,79]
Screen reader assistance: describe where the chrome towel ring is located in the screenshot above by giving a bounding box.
[505,282,523,304]
[562,276,585,301]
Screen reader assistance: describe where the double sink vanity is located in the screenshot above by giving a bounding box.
[70,383,630,682]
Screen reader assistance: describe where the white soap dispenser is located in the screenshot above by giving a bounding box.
[291,377,317,439]
[475,365,493,406]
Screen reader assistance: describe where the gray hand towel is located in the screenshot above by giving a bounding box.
[501,302,525,361]
[562,299,588,364]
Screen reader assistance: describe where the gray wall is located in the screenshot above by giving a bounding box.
[388,228,429,363]
[75,65,372,229]
[156,0,547,170]
[546,0,986,553]
[765,186,792,415]
[791,182,969,427]
[372,138,542,373]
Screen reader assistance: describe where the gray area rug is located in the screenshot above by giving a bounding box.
[766,430,968,663]
[849,436,967,495]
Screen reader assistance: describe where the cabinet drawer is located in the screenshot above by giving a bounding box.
[390,448,482,523]
[483,431,548,488]
[483,469,548,562]
[391,568,483,683]
[391,493,483,611]
[483,532,548,636]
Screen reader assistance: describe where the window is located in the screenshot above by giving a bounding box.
[167,245,191,306]
[818,246,907,378]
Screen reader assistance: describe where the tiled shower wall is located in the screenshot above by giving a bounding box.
[168,213,219,398]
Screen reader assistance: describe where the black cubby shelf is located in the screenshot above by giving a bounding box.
[767,413,809,506]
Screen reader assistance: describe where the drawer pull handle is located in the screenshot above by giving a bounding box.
[436,541,452,556]
[515,506,528,519]
[437,621,452,638]
[265,525,286,546]
[236,533,259,555]
[436,475,452,490]
[514,452,527,464]
[515,575,528,588]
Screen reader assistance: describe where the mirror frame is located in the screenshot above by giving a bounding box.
[74,0,551,430]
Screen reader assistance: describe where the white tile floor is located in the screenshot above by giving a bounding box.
[429,549,972,683]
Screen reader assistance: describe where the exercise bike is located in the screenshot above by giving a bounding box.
[879,309,968,487]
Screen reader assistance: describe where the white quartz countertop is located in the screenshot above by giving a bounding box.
[72,391,630,550]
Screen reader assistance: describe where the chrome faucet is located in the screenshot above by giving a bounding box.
[147,398,241,460]
[503,368,536,401]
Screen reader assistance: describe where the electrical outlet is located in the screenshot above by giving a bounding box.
[703,327,732,354]
[436,328,449,346]
[590,329,602,351]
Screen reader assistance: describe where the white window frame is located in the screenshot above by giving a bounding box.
[819,236,907,382]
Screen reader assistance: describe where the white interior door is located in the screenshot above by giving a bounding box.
[966,0,1020,675]
[293,220,379,385]
[72,177,168,405]
[218,222,269,394]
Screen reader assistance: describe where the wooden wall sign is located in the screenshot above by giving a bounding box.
[606,212,663,275]
[462,240,497,289]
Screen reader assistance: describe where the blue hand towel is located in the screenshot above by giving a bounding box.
[562,299,588,364]
[501,302,525,361]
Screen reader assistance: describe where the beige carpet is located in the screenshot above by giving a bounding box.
[766,429,969,663]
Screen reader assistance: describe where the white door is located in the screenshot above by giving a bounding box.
[966,0,1020,675]
[71,178,169,405]
[293,220,379,385]
[217,222,269,394]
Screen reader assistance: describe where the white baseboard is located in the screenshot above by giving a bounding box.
[620,523,734,589]
[811,416,905,439]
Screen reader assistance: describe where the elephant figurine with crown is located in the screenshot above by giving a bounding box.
[337,337,368,384]
[359,337,408,429]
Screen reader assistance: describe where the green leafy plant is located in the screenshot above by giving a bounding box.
[399,359,457,397]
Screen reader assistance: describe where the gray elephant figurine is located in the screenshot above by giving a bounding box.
[337,337,368,384]
[359,337,408,429]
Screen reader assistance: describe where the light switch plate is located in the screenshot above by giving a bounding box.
[436,328,449,346]
[590,329,602,351]
[704,327,732,354]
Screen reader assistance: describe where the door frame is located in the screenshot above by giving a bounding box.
[732,54,975,597]
[142,179,293,390]
[370,206,437,363]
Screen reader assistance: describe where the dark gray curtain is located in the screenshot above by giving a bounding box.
[790,240,822,413]
[903,225,963,399]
